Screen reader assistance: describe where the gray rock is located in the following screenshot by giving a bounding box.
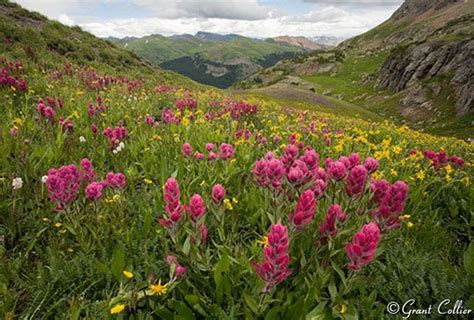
[377,40,474,115]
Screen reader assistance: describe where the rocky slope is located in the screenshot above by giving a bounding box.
[377,39,473,115]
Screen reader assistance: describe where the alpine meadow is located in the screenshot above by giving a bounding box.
[0,0,473,319]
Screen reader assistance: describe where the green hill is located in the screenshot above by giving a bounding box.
[108,33,307,88]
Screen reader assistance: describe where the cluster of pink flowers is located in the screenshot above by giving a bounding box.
[84,172,125,201]
[166,255,186,278]
[45,164,82,210]
[37,97,62,121]
[103,126,127,147]
[45,159,126,208]
[319,204,347,244]
[345,165,368,197]
[253,145,326,195]
[219,143,234,160]
[162,108,181,125]
[423,150,464,169]
[345,223,381,270]
[370,179,409,232]
[0,67,27,91]
[212,184,226,204]
[288,189,316,230]
[87,96,106,117]
[186,194,206,222]
[144,114,159,126]
[58,117,74,133]
[326,153,361,181]
[158,178,217,245]
[181,142,234,161]
[77,67,142,92]
[253,224,292,292]
[175,98,197,111]
[158,178,185,229]
[229,101,257,120]
[156,85,173,93]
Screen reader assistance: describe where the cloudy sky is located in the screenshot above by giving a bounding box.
[12,0,404,39]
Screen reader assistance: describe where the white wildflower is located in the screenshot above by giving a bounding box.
[12,177,23,190]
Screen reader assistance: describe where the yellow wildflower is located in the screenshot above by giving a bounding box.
[390,169,398,176]
[122,270,134,279]
[338,304,347,314]
[54,223,62,228]
[144,179,153,185]
[407,222,414,229]
[71,111,80,119]
[392,146,402,155]
[416,170,425,181]
[256,236,269,247]
[112,194,121,202]
[224,198,233,210]
[149,279,168,295]
[182,117,190,127]
[110,304,125,314]
[13,118,23,126]
[445,164,452,175]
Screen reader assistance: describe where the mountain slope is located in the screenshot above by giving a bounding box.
[0,0,194,86]
[236,0,474,138]
[109,33,307,88]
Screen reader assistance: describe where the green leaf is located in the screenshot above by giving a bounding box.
[464,242,474,275]
[143,210,152,238]
[154,306,174,320]
[243,292,258,314]
[95,260,109,274]
[182,236,191,256]
[111,244,125,281]
[185,295,200,306]
[173,300,195,320]
[328,281,338,301]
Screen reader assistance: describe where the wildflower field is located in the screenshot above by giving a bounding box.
[1,4,474,319]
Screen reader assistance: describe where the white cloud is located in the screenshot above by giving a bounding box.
[13,0,97,18]
[58,14,75,26]
[302,0,402,4]
[12,0,400,39]
[80,6,393,39]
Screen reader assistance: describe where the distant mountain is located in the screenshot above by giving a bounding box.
[310,36,345,47]
[272,36,326,50]
[108,32,307,88]
[194,31,240,42]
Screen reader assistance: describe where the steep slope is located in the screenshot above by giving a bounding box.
[109,33,307,88]
[0,0,193,85]
[236,0,474,138]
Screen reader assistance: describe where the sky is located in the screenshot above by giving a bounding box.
[12,0,404,39]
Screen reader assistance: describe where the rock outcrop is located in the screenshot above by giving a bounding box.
[377,40,473,115]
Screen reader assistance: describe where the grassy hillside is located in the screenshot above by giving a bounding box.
[1,1,473,319]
